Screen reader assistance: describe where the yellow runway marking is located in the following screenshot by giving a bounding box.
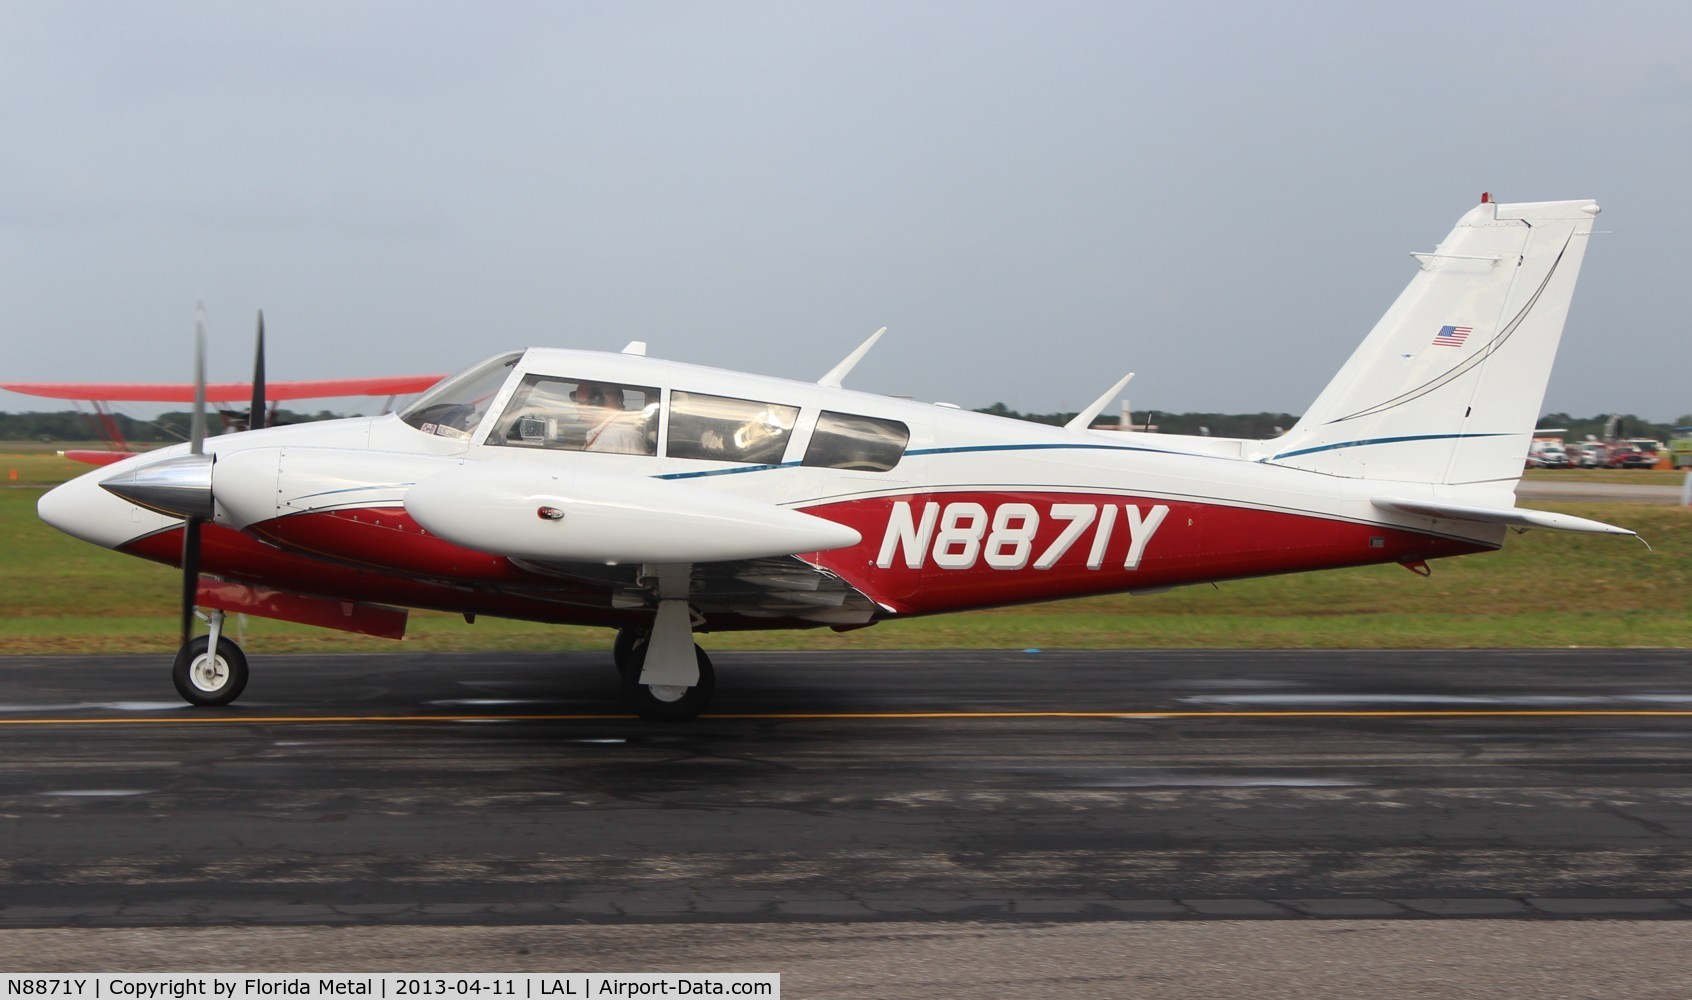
[4,709,1692,726]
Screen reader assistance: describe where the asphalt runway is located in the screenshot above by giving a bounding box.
[1516,477,1686,504]
[4,648,1692,993]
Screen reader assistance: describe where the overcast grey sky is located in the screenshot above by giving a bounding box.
[2,1,1687,422]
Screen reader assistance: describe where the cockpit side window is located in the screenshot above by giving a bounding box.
[667,392,799,465]
[399,352,523,440]
[801,411,910,472]
[487,374,659,455]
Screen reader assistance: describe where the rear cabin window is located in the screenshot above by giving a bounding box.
[488,374,659,455]
[667,392,799,465]
[801,411,910,472]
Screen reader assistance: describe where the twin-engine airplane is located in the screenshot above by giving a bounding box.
[37,197,1631,719]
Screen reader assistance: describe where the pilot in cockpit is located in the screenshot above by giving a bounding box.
[573,381,650,454]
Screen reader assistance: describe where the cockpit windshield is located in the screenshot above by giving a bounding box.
[398,351,523,440]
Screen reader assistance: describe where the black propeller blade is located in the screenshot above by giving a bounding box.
[189,307,207,456]
[250,310,266,431]
[180,512,202,647]
[181,307,209,648]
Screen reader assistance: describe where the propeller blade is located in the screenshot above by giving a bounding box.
[190,305,208,456]
[249,311,266,431]
[180,516,202,648]
[182,304,211,648]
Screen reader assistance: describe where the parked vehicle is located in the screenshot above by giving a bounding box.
[1671,429,1692,470]
[1605,442,1660,469]
[1569,442,1604,468]
[1529,442,1571,468]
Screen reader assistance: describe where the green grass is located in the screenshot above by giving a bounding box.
[1,451,105,486]
[2,482,1686,654]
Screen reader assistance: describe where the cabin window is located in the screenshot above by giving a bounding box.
[399,352,523,440]
[487,374,659,455]
[666,392,799,465]
[802,411,910,472]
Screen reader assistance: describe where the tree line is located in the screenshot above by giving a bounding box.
[0,409,354,443]
[975,404,1691,442]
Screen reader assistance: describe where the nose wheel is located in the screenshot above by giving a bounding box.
[172,632,249,706]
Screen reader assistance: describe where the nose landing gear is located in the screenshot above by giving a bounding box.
[173,610,248,706]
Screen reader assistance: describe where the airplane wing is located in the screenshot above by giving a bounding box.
[57,449,134,467]
[1,375,444,402]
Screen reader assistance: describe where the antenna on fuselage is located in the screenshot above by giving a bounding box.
[818,327,887,389]
[1064,371,1136,433]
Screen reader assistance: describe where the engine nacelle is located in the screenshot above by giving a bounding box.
[404,462,861,565]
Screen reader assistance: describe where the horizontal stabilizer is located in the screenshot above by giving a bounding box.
[1371,496,1635,536]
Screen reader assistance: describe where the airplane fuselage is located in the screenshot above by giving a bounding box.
[42,347,1500,635]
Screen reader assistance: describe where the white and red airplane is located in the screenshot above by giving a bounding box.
[36,197,1631,719]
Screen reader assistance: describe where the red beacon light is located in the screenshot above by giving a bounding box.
[1480,191,1491,203]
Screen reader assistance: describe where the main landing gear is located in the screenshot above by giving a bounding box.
[615,628,715,722]
[613,564,716,722]
[173,609,248,706]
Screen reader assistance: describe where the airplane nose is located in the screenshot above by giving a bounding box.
[39,466,179,550]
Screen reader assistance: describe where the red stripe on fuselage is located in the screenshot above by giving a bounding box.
[803,491,1491,615]
[118,492,1490,633]
[117,514,822,633]
[247,507,516,582]
[117,519,650,629]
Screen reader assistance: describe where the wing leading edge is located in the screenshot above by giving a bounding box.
[2,375,445,402]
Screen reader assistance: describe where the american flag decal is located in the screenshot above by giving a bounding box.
[1433,325,1472,347]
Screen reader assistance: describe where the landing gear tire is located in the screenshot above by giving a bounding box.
[613,627,649,674]
[172,634,249,707]
[621,643,714,722]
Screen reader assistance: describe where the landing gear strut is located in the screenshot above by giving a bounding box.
[173,610,248,706]
[616,564,714,721]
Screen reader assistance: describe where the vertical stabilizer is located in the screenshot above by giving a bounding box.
[1263,198,1599,485]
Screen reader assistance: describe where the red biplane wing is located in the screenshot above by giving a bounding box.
[4,374,446,465]
[1,375,444,402]
[57,450,134,467]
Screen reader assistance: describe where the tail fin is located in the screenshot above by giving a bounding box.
[1263,197,1600,485]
